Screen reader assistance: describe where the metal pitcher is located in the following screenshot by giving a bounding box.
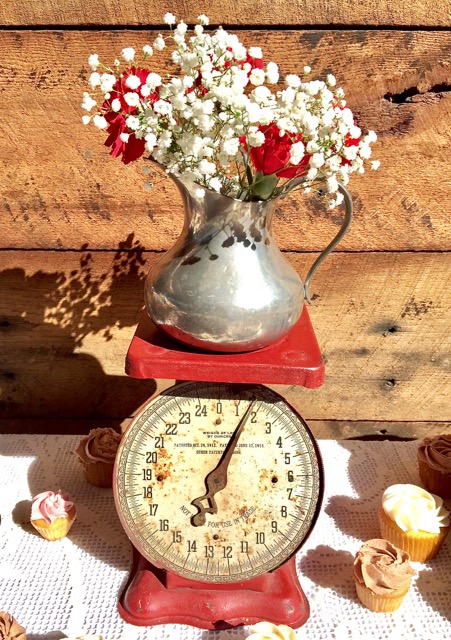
[145,175,352,352]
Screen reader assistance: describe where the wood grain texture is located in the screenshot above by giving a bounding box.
[0,250,449,422]
[1,30,450,251]
[1,0,450,26]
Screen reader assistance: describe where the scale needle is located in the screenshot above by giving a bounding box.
[190,400,255,527]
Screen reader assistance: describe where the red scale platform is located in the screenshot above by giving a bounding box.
[126,305,325,388]
[120,305,325,629]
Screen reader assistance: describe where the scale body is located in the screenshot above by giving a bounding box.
[114,307,325,629]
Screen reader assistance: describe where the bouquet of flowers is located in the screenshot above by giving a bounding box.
[82,13,378,207]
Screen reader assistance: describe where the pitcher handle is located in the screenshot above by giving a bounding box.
[304,183,353,303]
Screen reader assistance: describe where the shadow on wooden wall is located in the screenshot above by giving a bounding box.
[0,234,156,433]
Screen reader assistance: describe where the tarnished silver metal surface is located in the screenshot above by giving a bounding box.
[145,176,352,352]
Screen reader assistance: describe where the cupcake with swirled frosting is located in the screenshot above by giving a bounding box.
[418,434,451,498]
[245,622,296,640]
[76,427,122,487]
[379,483,450,561]
[353,539,415,612]
[0,612,27,640]
[30,490,76,541]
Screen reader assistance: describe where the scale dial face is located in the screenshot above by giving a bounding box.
[114,382,323,584]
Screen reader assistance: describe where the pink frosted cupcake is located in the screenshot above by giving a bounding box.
[76,427,121,488]
[30,490,76,541]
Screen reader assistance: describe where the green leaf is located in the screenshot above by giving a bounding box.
[250,173,279,200]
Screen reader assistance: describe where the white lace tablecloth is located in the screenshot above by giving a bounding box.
[1,436,450,640]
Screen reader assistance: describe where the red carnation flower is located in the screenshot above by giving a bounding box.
[244,123,311,179]
[102,67,158,164]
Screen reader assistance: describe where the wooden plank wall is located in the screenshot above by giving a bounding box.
[0,2,450,437]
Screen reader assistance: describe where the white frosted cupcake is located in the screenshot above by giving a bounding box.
[245,622,296,640]
[379,483,450,561]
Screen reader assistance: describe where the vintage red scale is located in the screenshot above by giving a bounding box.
[113,307,325,630]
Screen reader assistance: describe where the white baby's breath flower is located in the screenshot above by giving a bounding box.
[307,167,318,180]
[89,72,101,89]
[164,12,176,25]
[195,187,206,198]
[154,35,166,51]
[124,92,140,107]
[143,45,153,57]
[326,176,339,193]
[370,160,380,170]
[176,21,188,35]
[248,130,265,147]
[120,133,130,143]
[289,141,305,165]
[125,75,142,90]
[88,54,99,70]
[197,14,209,25]
[285,74,301,88]
[125,115,140,130]
[359,144,372,159]
[251,86,271,104]
[121,47,135,62]
[198,159,216,176]
[146,72,162,90]
[81,115,91,125]
[81,92,97,111]
[366,130,378,143]
[153,99,172,116]
[306,140,319,154]
[326,73,336,86]
[221,138,240,156]
[349,125,362,139]
[93,114,108,129]
[309,153,325,168]
[100,73,116,93]
[340,107,354,127]
[266,61,279,84]
[303,65,311,74]
[111,98,121,112]
[209,176,222,192]
[249,68,265,86]
[248,46,263,59]
[140,85,151,97]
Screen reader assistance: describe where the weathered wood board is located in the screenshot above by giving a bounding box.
[1,0,450,27]
[1,250,449,422]
[1,30,450,251]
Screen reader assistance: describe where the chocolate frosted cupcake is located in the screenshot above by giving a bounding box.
[0,612,26,640]
[418,434,451,498]
[76,427,122,487]
[353,539,415,612]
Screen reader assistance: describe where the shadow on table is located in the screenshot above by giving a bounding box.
[324,494,379,542]
[10,457,132,571]
[416,556,451,622]
[324,440,420,542]
[299,545,356,600]
[27,633,66,640]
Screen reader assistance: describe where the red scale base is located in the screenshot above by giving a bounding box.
[119,550,309,629]
[120,306,324,629]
